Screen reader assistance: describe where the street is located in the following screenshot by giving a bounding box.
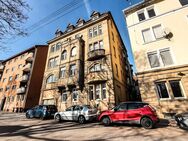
[0,113,187,141]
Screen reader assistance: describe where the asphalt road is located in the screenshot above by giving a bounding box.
[0,113,187,141]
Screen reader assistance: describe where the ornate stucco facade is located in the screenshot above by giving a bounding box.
[40,11,132,111]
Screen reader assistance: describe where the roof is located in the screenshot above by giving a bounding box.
[123,0,163,15]
[2,45,47,63]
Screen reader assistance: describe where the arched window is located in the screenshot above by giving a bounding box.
[46,74,56,83]
[70,46,77,57]
[56,42,61,51]
[61,50,67,60]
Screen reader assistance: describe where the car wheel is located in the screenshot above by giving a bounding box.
[101,116,111,126]
[78,116,85,124]
[141,117,153,129]
[55,114,61,123]
[26,113,30,119]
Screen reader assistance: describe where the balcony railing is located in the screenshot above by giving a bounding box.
[23,63,32,72]
[20,75,29,82]
[16,87,26,94]
[25,52,34,62]
[86,71,108,84]
[87,49,105,61]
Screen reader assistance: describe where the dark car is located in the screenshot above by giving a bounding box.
[26,105,57,119]
[98,102,159,129]
[175,112,188,130]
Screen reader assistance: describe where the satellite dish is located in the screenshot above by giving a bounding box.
[163,27,173,40]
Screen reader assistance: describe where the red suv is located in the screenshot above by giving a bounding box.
[98,102,159,129]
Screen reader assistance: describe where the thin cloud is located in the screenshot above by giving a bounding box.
[83,0,91,18]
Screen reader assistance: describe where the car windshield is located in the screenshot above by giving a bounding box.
[84,105,92,109]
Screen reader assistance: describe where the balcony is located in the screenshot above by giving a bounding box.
[16,87,26,94]
[20,75,29,82]
[45,82,57,90]
[86,71,108,84]
[67,77,78,86]
[0,65,4,72]
[57,79,66,88]
[23,63,32,72]
[87,49,105,61]
[25,52,34,62]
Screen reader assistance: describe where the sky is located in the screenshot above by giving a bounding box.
[0,0,142,72]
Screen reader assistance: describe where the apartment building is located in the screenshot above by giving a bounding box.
[123,0,188,118]
[0,45,48,112]
[40,11,132,111]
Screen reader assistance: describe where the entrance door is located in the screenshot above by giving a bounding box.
[0,97,6,111]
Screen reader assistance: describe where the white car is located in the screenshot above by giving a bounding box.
[54,105,98,124]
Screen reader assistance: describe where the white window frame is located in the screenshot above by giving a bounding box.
[147,48,174,69]
[170,80,186,100]
[60,66,66,78]
[155,82,171,100]
[137,5,156,22]
[72,89,78,102]
[62,92,67,102]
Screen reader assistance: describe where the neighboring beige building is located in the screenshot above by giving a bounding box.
[123,0,188,118]
[0,45,48,112]
[40,11,132,111]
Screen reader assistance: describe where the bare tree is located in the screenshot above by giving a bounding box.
[0,0,30,43]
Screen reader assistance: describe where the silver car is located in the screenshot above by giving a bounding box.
[54,105,98,124]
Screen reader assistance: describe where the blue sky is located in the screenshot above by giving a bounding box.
[0,0,142,72]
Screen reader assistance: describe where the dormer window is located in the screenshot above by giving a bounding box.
[67,23,75,32]
[76,18,85,27]
[90,11,100,20]
[55,29,63,37]
[138,11,145,21]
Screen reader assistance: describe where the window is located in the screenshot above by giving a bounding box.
[9,76,13,81]
[127,103,139,110]
[152,25,163,39]
[69,64,76,76]
[170,80,184,98]
[101,83,106,99]
[47,74,56,83]
[12,85,16,90]
[61,50,67,60]
[15,74,19,80]
[48,57,58,68]
[115,64,119,77]
[50,45,55,52]
[98,25,102,35]
[66,106,73,111]
[12,67,15,72]
[70,47,77,57]
[18,64,22,69]
[21,95,24,101]
[156,82,169,99]
[72,89,78,102]
[5,86,10,91]
[88,83,106,100]
[56,42,61,51]
[60,66,66,78]
[89,86,94,100]
[147,8,156,18]
[3,78,6,82]
[113,46,116,57]
[160,49,173,66]
[0,88,3,92]
[62,93,67,102]
[138,12,145,21]
[142,28,153,43]
[89,44,93,51]
[89,29,93,38]
[5,69,9,73]
[148,49,173,68]
[148,52,160,68]
[179,0,188,6]
[94,42,99,50]
[95,84,100,99]
[112,32,114,41]
[93,27,98,36]
[89,63,102,72]
[99,40,103,49]
[117,103,127,111]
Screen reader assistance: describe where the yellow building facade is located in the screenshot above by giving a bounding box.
[124,0,188,118]
[40,11,132,111]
